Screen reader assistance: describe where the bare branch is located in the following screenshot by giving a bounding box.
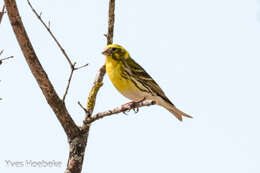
[27,0,74,67]
[62,62,89,102]
[77,101,90,116]
[62,62,76,101]
[107,0,115,45]
[75,63,89,70]
[27,0,89,102]
[0,55,14,64]
[0,50,3,55]
[5,0,80,139]
[0,55,14,61]
[84,100,156,124]
[0,3,5,24]
[0,50,14,65]
[82,0,116,125]
[85,65,105,116]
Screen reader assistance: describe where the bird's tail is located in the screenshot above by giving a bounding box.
[166,106,192,121]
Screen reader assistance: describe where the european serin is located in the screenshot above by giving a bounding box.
[102,44,192,121]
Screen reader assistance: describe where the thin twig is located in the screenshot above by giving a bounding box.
[0,55,14,61]
[0,50,14,65]
[0,56,14,65]
[0,3,5,24]
[27,0,89,102]
[62,62,76,101]
[78,101,90,116]
[75,63,89,70]
[62,62,89,102]
[84,100,156,124]
[27,0,74,67]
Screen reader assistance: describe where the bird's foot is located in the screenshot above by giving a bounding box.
[122,109,131,115]
[121,97,146,114]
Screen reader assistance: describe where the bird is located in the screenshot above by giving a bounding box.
[102,44,192,121]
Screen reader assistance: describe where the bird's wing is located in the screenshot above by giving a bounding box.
[123,57,174,106]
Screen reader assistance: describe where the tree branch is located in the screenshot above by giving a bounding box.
[0,49,14,101]
[77,101,89,115]
[66,1,116,172]
[106,0,115,45]
[62,62,76,101]
[27,0,73,67]
[85,64,106,115]
[62,62,89,102]
[85,100,156,124]
[4,0,80,139]
[0,50,14,63]
[0,55,14,65]
[0,3,5,24]
[27,0,88,102]
[82,0,115,129]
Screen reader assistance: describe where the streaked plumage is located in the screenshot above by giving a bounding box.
[102,44,192,121]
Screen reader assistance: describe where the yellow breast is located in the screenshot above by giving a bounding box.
[106,56,140,100]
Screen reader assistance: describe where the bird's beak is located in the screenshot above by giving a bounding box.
[102,48,112,56]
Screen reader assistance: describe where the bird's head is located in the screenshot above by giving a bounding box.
[102,44,130,60]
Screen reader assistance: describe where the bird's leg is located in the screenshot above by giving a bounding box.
[122,100,135,107]
[121,97,146,114]
[121,101,135,115]
[121,102,132,115]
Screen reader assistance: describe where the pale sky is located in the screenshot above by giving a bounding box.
[1,0,260,173]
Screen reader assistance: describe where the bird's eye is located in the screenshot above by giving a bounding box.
[111,47,117,51]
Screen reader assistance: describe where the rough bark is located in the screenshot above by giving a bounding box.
[65,130,89,173]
